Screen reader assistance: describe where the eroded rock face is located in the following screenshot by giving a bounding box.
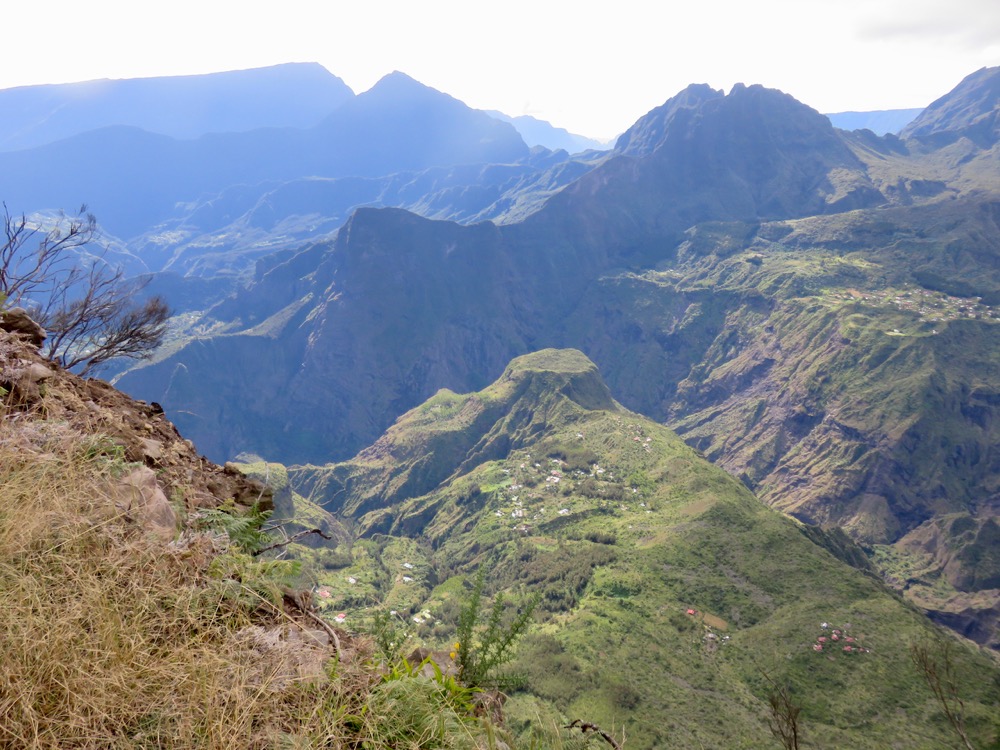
[926,598,1000,650]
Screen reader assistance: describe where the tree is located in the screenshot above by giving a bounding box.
[1,203,169,375]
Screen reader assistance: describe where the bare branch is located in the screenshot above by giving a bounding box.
[252,528,333,556]
[760,669,802,750]
[910,638,977,750]
[1,203,170,374]
[564,720,623,750]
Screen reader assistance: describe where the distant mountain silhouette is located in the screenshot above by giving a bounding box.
[0,63,354,152]
[826,108,923,135]
[0,72,530,237]
[310,72,528,176]
[484,111,610,153]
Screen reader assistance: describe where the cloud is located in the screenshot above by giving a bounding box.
[856,0,1000,47]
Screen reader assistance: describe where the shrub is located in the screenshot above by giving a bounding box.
[456,567,538,689]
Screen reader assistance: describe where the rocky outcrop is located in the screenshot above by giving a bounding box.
[0,307,46,347]
[0,319,271,517]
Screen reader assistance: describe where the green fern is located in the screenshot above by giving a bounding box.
[207,552,300,610]
[194,501,272,554]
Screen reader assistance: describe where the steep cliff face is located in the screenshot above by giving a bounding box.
[121,208,537,463]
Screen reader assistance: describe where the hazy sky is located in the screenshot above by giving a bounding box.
[4,0,999,139]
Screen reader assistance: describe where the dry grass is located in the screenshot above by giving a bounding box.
[0,426,501,749]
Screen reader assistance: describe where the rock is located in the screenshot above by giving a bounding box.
[1,361,55,406]
[139,438,164,463]
[114,466,177,540]
[406,646,459,678]
[237,625,333,688]
[25,362,53,383]
[0,307,45,347]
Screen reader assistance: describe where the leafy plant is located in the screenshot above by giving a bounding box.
[384,655,477,715]
[456,566,538,689]
[196,501,302,610]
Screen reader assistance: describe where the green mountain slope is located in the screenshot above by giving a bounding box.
[285,350,1000,749]
[553,195,1000,646]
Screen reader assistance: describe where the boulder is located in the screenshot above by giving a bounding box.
[114,466,177,540]
[139,437,164,464]
[0,307,46,347]
[1,360,55,406]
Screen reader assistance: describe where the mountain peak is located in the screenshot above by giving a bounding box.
[614,83,723,156]
[361,71,449,103]
[504,348,599,375]
[900,65,1000,145]
[499,349,617,412]
[318,72,528,176]
[615,82,841,160]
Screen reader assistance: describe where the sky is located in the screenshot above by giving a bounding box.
[3,0,999,140]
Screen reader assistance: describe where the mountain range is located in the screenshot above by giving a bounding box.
[1,61,999,745]
[100,65,1000,653]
